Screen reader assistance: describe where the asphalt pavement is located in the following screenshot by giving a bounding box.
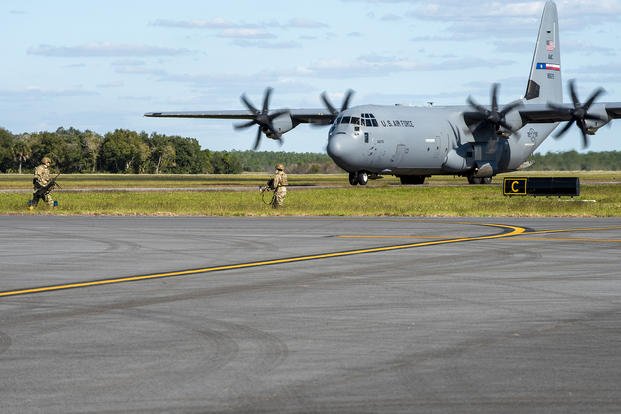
[1,216,620,413]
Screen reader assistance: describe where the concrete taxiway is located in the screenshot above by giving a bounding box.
[0,216,620,413]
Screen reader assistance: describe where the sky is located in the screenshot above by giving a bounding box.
[1,0,620,154]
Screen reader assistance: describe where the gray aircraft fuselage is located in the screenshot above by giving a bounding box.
[326,104,556,178]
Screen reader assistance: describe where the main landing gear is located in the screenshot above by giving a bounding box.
[349,171,368,186]
[467,175,492,184]
[398,175,426,185]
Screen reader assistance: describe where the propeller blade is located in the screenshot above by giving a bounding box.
[500,100,523,116]
[583,87,605,109]
[491,83,499,113]
[268,110,289,121]
[547,102,570,113]
[466,84,521,136]
[499,120,518,134]
[321,92,337,115]
[240,94,259,115]
[235,87,290,149]
[467,96,488,115]
[554,119,575,138]
[320,89,355,119]
[549,81,606,148]
[234,120,257,130]
[341,89,354,112]
[577,119,589,148]
[253,126,262,150]
[467,112,488,122]
[569,79,580,108]
[580,131,589,148]
[262,87,272,113]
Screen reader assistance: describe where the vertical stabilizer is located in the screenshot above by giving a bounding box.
[525,1,562,104]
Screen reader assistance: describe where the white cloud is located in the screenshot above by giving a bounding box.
[217,29,276,39]
[28,43,192,58]
[231,39,300,49]
[0,87,98,100]
[150,18,259,29]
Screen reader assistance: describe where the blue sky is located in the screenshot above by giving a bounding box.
[1,0,620,154]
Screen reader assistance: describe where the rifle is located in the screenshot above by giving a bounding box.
[258,178,276,205]
[30,172,61,206]
[258,178,275,193]
[36,172,61,196]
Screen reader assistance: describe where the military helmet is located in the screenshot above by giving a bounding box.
[42,156,52,165]
[275,163,284,171]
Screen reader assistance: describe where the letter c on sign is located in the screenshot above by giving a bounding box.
[511,180,519,193]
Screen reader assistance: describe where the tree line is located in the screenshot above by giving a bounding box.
[0,127,339,174]
[0,126,619,174]
[529,150,621,171]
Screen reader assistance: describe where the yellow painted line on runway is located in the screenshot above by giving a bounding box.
[525,225,621,235]
[336,225,621,243]
[337,235,458,239]
[0,222,525,298]
[518,236,621,243]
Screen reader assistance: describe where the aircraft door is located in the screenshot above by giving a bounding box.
[425,137,442,165]
[390,144,409,167]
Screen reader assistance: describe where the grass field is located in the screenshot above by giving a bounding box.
[1,172,619,217]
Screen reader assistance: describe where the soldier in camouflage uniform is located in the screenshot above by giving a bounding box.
[271,163,288,208]
[32,156,55,207]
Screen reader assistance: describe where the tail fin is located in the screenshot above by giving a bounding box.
[525,1,562,104]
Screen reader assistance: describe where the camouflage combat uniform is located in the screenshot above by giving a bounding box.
[271,164,287,208]
[32,157,54,206]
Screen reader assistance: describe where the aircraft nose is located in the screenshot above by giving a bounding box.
[326,133,348,160]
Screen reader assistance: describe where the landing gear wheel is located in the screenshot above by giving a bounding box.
[357,171,368,186]
[468,176,482,184]
[348,172,358,186]
[482,176,492,184]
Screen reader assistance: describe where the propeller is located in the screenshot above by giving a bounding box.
[234,87,289,150]
[467,83,523,136]
[316,89,355,124]
[547,79,606,148]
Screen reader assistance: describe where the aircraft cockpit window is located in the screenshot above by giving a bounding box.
[341,116,351,124]
[360,113,378,127]
[351,117,360,125]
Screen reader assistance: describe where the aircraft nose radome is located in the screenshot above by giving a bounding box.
[326,133,348,160]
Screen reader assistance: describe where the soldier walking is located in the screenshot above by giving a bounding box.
[271,163,287,208]
[31,156,56,207]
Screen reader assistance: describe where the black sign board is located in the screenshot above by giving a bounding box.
[503,177,580,197]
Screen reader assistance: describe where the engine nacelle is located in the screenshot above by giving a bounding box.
[443,149,468,172]
[265,113,294,138]
[585,104,611,135]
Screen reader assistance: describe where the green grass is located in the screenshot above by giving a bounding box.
[2,178,620,217]
[0,171,618,189]
[0,173,349,189]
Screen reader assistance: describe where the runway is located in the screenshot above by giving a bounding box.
[1,216,620,413]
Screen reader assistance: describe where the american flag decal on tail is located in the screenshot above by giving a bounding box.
[546,40,555,51]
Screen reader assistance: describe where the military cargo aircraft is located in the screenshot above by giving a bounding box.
[146,1,621,185]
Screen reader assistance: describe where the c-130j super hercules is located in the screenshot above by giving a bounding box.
[146,1,621,186]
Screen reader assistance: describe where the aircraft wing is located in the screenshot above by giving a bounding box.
[517,102,621,123]
[144,109,335,125]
